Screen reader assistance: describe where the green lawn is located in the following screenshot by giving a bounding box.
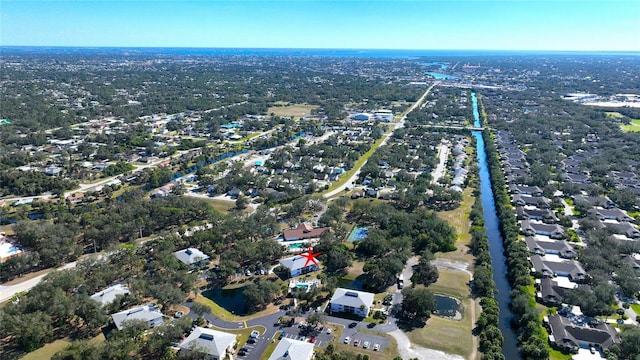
[20,339,71,360]
[630,303,640,314]
[621,119,640,132]
[407,269,475,358]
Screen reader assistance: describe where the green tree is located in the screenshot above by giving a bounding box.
[401,287,435,320]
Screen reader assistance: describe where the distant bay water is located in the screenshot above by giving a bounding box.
[2,46,639,58]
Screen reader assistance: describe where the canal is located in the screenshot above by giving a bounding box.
[471,91,521,359]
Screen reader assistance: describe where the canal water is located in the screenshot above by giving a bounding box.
[471,91,521,359]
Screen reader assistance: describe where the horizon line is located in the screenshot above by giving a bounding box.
[2,45,639,54]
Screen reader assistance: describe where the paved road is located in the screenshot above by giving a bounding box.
[0,261,77,302]
[323,82,440,199]
[431,142,450,184]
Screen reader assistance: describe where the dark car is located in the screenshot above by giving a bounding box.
[278,332,286,340]
[348,322,357,328]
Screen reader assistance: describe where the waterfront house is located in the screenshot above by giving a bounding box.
[545,314,619,353]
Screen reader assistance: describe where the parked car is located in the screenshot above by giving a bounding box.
[373,343,380,351]
[278,332,285,340]
[250,330,260,338]
[354,339,360,347]
[363,341,370,349]
[343,336,350,344]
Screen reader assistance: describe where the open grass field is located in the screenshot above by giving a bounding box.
[199,197,237,213]
[437,187,475,264]
[20,334,104,360]
[427,270,471,304]
[407,269,475,357]
[621,119,640,132]
[267,104,319,118]
[20,339,71,360]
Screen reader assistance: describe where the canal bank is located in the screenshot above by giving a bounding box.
[471,91,521,359]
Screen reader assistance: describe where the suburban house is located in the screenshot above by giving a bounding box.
[524,237,577,259]
[178,327,236,360]
[509,184,543,196]
[267,338,315,360]
[173,248,210,267]
[529,255,587,282]
[545,314,619,353]
[605,222,640,239]
[536,278,590,306]
[516,207,559,223]
[279,255,320,277]
[572,195,616,209]
[111,303,164,330]
[283,223,329,241]
[512,194,551,208]
[587,208,633,222]
[520,221,566,239]
[90,284,130,306]
[329,288,374,318]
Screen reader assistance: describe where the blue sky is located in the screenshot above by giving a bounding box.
[1,0,639,51]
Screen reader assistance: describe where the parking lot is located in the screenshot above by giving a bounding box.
[273,323,336,348]
[340,325,390,352]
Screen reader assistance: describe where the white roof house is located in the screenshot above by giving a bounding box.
[178,326,236,360]
[0,238,22,263]
[329,288,375,318]
[111,303,164,330]
[279,255,320,277]
[267,338,315,360]
[90,284,130,306]
[173,248,210,266]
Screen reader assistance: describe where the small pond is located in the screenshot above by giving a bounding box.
[337,275,365,291]
[203,287,248,315]
[433,294,463,320]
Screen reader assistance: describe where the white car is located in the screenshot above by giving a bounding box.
[373,343,380,351]
[363,341,370,349]
[250,330,260,338]
[326,328,332,334]
[343,336,350,344]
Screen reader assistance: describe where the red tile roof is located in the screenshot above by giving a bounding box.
[283,223,329,241]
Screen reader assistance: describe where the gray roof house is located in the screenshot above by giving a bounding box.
[524,237,577,259]
[111,303,164,330]
[545,315,619,353]
[509,184,543,196]
[587,208,632,222]
[178,326,236,360]
[573,195,616,209]
[530,255,587,282]
[512,194,551,208]
[536,278,589,306]
[516,207,559,223]
[605,222,640,239]
[90,284,130,306]
[174,248,210,267]
[520,221,566,239]
[267,338,315,360]
[329,288,375,318]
